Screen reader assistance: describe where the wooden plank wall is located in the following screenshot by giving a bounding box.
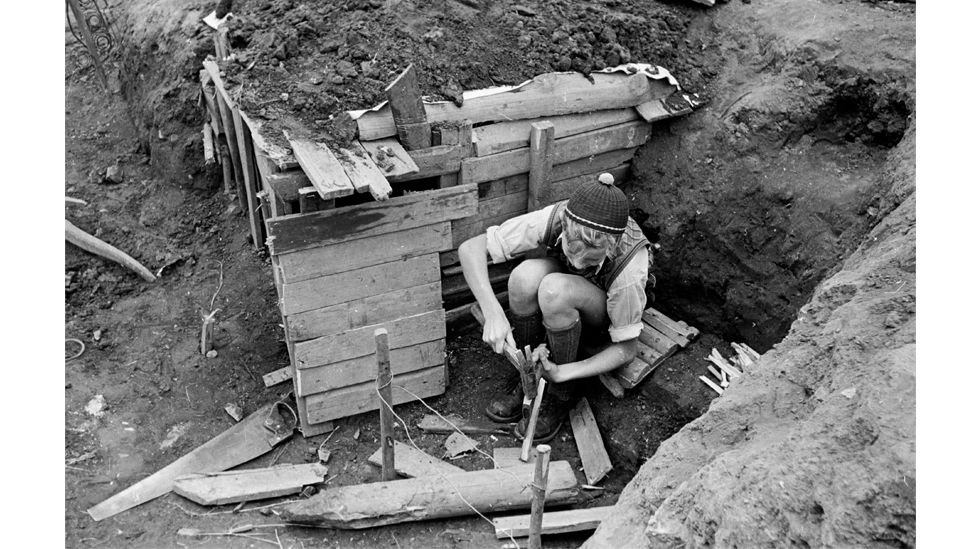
[265,184,477,431]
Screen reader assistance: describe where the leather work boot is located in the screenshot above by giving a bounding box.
[485,369,523,423]
[514,384,577,443]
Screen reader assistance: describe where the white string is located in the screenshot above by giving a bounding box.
[373,385,530,549]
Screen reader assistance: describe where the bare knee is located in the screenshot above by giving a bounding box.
[508,259,558,313]
[538,273,574,314]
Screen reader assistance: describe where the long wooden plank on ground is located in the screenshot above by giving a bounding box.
[359,138,420,178]
[642,307,699,345]
[639,324,680,357]
[305,365,446,424]
[569,398,612,485]
[266,184,477,256]
[418,414,510,435]
[281,253,440,316]
[460,121,649,185]
[276,222,452,284]
[281,462,581,528]
[493,506,614,539]
[614,357,655,389]
[338,141,393,199]
[294,310,445,369]
[87,402,293,521]
[173,463,327,506]
[286,281,442,343]
[288,138,355,200]
[232,108,266,249]
[367,441,463,478]
[474,108,640,157]
[296,339,445,396]
[354,71,672,140]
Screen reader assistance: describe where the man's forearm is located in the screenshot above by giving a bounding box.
[552,339,638,382]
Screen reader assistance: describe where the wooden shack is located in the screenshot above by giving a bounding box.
[199,36,701,435]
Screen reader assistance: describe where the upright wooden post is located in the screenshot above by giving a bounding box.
[386,64,431,150]
[528,444,552,549]
[527,121,555,211]
[375,328,396,481]
[520,379,547,462]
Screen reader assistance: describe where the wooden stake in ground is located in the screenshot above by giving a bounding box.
[529,444,552,549]
[385,64,431,150]
[521,378,547,462]
[66,220,156,282]
[375,328,395,481]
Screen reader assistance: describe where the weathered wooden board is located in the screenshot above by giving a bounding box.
[599,373,625,398]
[232,108,265,249]
[635,96,693,123]
[263,366,293,387]
[417,414,510,435]
[239,110,300,171]
[265,171,311,202]
[294,310,445,369]
[355,71,672,140]
[211,83,245,210]
[636,341,664,367]
[360,138,420,178]
[289,138,356,200]
[305,365,446,424]
[173,463,327,506]
[280,253,440,315]
[276,222,452,284]
[642,307,699,345]
[367,441,464,478]
[280,461,581,528]
[286,281,442,343]
[202,122,215,163]
[338,141,393,200]
[639,324,680,357]
[614,356,656,389]
[451,211,527,249]
[266,184,477,255]
[569,398,612,485]
[493,506,613,538]
[460,121,650,185]
[385,64,431,150]
[396,143,465,181]
[493,446,537,469]
[527,121,555,211]
[296,339,445,397]
[473,108,640,157]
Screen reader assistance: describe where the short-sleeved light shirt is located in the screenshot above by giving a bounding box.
[485,204,649,343]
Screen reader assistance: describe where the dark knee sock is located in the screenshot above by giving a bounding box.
[510,309,546,349]
[544,318,582,401]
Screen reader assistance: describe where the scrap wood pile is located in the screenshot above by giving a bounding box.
[199,15,703,437]
[699,342,762,395]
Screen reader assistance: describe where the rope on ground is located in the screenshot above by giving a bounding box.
[374,385,528,549]
[66,338,86,361]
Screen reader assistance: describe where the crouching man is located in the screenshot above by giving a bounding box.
[458,173,651,442]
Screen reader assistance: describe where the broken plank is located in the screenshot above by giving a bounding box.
[444,432,479,458]
[473,108,641,157]
[286,281,442,342]
[276,222,452,284]
[598,374,625,398]
[367,441,464,478]
[280,253,440,316]
[639,324,680,357]
[173,463,327,506]
[493,506,614,538]
[266,183,477,256]
[338,141,392,200]
[296,339,445,396]
[263,366,293,387]
[418,414,510,435]
[460,121,650,185]
[360,138,420,178]
[294,310,445,370]
[305,365,445,424]
[494,446,537,469]
[397,143,464,181]
[700,375,724,395]
[288,138,356,200]
[386,64,431,150]
[281,462,581,528]
[614,356,655,389]
[87,402,295,521]
[238,110,300,171]
[642,307,700,343]
[569,398,612,485]
[202,122,215,163]
[635,97,693,123]
[354,71,672,140]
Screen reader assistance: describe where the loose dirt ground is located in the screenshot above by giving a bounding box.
[65,0,915,547]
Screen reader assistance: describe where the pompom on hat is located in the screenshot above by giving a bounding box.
[565,173,629,235]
